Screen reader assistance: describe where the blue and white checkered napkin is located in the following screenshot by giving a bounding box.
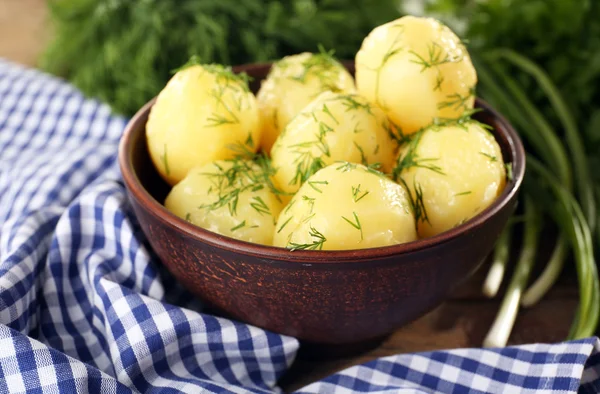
[1,58,599,394]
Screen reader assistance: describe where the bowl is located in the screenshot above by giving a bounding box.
[118,62,525,346]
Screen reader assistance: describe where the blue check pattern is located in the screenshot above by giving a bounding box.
[0,58,599,394]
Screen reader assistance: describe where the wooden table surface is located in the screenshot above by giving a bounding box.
[0,2,579,392]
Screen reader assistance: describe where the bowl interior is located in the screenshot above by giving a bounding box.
[122,62,525,262]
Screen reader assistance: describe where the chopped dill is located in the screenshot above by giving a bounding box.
[479,152,498,162]
[322,103,339,125]
[288,225,327,251]
[277,216,293,233]
[352,184,370,203]
[185,213,191,222]
[308,180,329,193]
[250,196,271,216]
[342,211,363,241]
[505,162,514,181]
[454,191,472,196]
[161,143,170,175]
[393,131,445,180]
[230,220,246,232]
[409,42,459,72]
[353,141,368,165]
[437,87,475,111]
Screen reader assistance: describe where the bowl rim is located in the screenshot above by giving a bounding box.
[118,81,525,264]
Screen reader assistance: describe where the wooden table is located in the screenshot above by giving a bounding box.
[0,2,579,392]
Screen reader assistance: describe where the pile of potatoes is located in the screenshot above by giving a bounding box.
[146,15,507,251]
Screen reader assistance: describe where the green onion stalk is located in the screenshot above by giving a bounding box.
[474,49,600,345]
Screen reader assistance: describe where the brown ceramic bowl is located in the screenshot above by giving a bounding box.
[118,62,525,346]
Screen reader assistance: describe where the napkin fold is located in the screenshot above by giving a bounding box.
[1,58,599,394]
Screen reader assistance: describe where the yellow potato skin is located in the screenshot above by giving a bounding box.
[256,52,356,154]
[396,122,506,238]
[147,64,260,186]
[355,15,477,136]
[271,91,399,195]
[164,160,284,245]
[273,162,417,250]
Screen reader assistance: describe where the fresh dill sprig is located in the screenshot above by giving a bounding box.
[505,162,514,181]
[409,42,458,72]
[250,196,271,216]
[322,103,339,124]
[342,211,363,241]
[288,225,327,251]
[393,132,445,180]
[197,149,285,216]
[308,180,328,193]
[413,181,430,224]
[479,152,498,162]
[437,87,476,111]
[352,184,370,202]
[277,216,293,233]
[287,45,345,91]
[230,220,246,231]
[353,141,368,165]
[161,143,170,175]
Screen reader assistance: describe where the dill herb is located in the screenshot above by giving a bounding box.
[288,46,345,91]
[352,184,370,202]
[302,195,316,213]
[277,216,293,233]
[413,181,430,224]
[250,196,271,216]
[353,141,368,165]
[284,199,296,214]
[308,180,329,193]
[288,225,327,251]
[230,220,246,232]
[185,213,191,222]
[374,144,380,154]
[437,87,475,111]
[198,151,284,216]
[342,211,363,241]
[409,42,459,72]
[393,132,445,179]
[322,103,339,125]
[479,152,498,162]
[245,133,254,148]
[336,95,373,115]
[505,162,514,181]
[454,191,472,196]
[382,119,408,144]
[161,143,170,175]
[434,72,444,92]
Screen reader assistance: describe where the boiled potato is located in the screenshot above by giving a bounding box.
[355,15,477,136]
[273,162,417,250]
[395,121,506,238]
[164,159,284,245]
[147,64,260,186]
[271,91,399,195]
[256,52,356,153]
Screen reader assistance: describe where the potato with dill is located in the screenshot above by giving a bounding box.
[256,51,356,153]
[146,61,260,186]
[164,158,284,245]
[271,91,399,196]
[273,162,417,250]
[355,15,477,136]
[394,119,506,238]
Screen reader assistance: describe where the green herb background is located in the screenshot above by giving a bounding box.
[41,0,399,115]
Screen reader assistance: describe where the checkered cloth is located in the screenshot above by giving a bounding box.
[1,58,599,394]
